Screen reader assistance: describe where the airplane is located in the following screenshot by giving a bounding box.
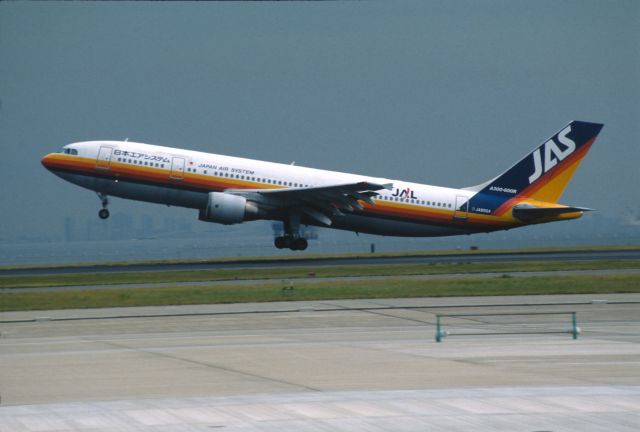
[41,121,603,251]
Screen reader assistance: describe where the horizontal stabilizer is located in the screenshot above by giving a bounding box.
[512,204,593,221]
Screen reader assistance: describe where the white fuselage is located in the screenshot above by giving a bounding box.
[44,141,487,237]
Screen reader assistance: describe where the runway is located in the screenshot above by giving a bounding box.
[1,294,639,431]
[2,248,639,276]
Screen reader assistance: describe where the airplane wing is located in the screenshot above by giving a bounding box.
[512,204,593,222]
[227,181,393,226]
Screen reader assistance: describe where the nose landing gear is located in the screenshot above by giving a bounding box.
[97,193,110,219]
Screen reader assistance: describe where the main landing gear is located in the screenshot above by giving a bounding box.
[274,211,308,251]
[274,236,308,251]
[97,192,110,219]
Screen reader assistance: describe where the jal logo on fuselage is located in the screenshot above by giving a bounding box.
[528,125,576,184]
[391,187,417,199]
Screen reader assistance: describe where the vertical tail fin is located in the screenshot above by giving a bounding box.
[466,121,604,215]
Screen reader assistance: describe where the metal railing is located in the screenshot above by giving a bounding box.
[435,311,579,342]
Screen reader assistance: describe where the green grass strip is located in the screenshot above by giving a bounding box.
[2,260,639,289]
[2,274,638,312]
[2,244,639,271]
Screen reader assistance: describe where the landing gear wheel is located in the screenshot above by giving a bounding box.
[275,213,309,251]
[97,193,110,220]
[291,238,308,251]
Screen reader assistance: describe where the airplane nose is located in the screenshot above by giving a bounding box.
[41,153,55,170]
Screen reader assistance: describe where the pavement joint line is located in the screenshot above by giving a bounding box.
[315,301,353,309]
[2,301,640,324]
[354,308,436,325]
[96,339,323,393]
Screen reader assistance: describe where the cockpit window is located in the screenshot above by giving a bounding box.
[63,148,78,155]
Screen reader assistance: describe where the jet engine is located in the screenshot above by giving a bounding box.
[198,192,260,224]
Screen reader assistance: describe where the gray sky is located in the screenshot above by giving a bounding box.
[1,1,638,241]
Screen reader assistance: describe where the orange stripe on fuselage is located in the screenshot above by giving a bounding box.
[43,154,283,193]
[364,201,516,229]
[45,154,517,231]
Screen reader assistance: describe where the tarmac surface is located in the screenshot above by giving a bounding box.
[2,248,639,276]
[1,294,639,431]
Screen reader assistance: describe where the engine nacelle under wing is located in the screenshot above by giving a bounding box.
[198,192,260,225]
